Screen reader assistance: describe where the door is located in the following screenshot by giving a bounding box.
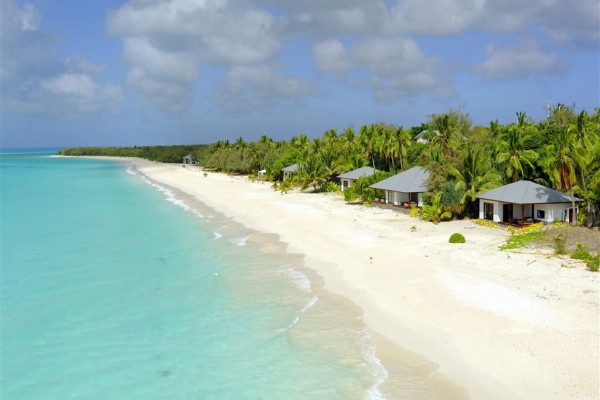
[502,204,513,223]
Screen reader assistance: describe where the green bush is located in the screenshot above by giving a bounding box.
[553,234,567,255]
[449,233,466,243]
[320,181,340,193]
[571,243,592,260]
[586,253,599,272]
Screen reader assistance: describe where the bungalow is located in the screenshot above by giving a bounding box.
[369,166,429,207]
[476,180,581,226]
[338,166,376,191]
[413,129,439,144]
[282,163,298,181]
[182,154,193,164]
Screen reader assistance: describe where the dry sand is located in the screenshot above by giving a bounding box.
[129,159,599,400]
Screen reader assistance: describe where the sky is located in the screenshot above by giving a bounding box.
[1,0,599,148]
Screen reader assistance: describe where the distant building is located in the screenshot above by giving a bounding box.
[182,154,193,164]
[369,167,429,207]
[338,166,376,191]
[282,163,298,181]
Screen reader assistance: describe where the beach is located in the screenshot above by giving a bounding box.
[130,158,598,400]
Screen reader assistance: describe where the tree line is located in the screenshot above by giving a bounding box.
[58,103,600,226]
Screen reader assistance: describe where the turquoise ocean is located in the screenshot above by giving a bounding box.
[0,151,388,399]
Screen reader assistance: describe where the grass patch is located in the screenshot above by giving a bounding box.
[571,243,592,260]
[587,254,599,272]
[500,230,544,250]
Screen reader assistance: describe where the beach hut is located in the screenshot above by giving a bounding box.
[369,166,429,207]
[282,163,298,181]
[338,166,377,191]
[476,180,581,226]
[182,154,193,164]
[413,129,439,144]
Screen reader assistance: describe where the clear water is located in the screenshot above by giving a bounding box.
[0,152,386,399]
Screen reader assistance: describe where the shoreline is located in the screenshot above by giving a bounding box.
[93,157,599,399]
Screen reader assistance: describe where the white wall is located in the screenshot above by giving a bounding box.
[478,200,573,224]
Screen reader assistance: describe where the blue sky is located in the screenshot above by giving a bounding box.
[1,0,598,148]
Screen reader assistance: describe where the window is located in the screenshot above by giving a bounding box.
[484,202,494,220]
[536,209,545,219]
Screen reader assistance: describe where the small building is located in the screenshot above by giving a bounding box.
[338,166,377,191]
[476,180,581,226]
[413,129,439,144]
[182,154,193,164]
[369,166,429,207]
[282,163,298,181]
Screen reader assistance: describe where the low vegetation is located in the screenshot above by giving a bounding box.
[571,243,593,260]
[587,254,600,272]
[500,223,545,250]
[449,233,466,243]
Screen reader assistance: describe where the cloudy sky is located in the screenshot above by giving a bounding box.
[1,0,598,148]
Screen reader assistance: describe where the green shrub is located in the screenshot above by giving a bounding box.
[571,243,592,260]
[586,254,599,272]
[553,234,567,255]
[449,233,466,243]
[319,181,340,193]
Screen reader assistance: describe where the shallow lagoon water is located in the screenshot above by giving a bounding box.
[0,153,386,399]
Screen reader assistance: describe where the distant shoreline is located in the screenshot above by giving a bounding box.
[91,157,600,399]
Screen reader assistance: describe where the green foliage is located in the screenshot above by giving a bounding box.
[418,192,452,223]
[570,243,592,260]
[586,253,599,271]
[345,171,390,204]
[320,181,340,193]
[553,234,567,255]
[500,224,545,250]
[57,103,600,228]
[449,233,466,243]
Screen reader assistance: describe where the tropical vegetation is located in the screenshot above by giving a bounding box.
[57,103,600,226]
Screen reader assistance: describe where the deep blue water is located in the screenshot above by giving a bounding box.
[0,152,384,399]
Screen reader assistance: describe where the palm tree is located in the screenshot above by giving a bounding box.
[450,144,502,213]
[298,155,327,191]
[541,126,578,225]
[358,124,378,169]
[496,126,539,182]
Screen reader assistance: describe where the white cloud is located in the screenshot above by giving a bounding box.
[41,73,123,114]
[108,0,281,64]
[214,65,317,112]
[14,3,41,31]
[65,56,106,75]
[0,0,123,118]
[312,39,353,77]
[476,40,566,80]
[313,37,452,102]
[107,0,287,113]
[127,67,192,114]
[123,37,198,83]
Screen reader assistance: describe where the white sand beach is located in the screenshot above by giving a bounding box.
[130,159,599,400]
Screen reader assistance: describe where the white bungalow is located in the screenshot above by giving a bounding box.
[282,163,298,181]
[369,166,429,207]
[338,166,376,191]
[476,180,581,226]
[413,129,439,144]
[182,154,193,164]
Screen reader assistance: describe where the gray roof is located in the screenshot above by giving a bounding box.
[476,180,581,204]
[183,154,192,158]
[370,167,429,193]
[282,163,298,172]
[338,166,376,180]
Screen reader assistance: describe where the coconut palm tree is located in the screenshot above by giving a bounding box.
[450,144,502,207]
[496,126,539,182]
